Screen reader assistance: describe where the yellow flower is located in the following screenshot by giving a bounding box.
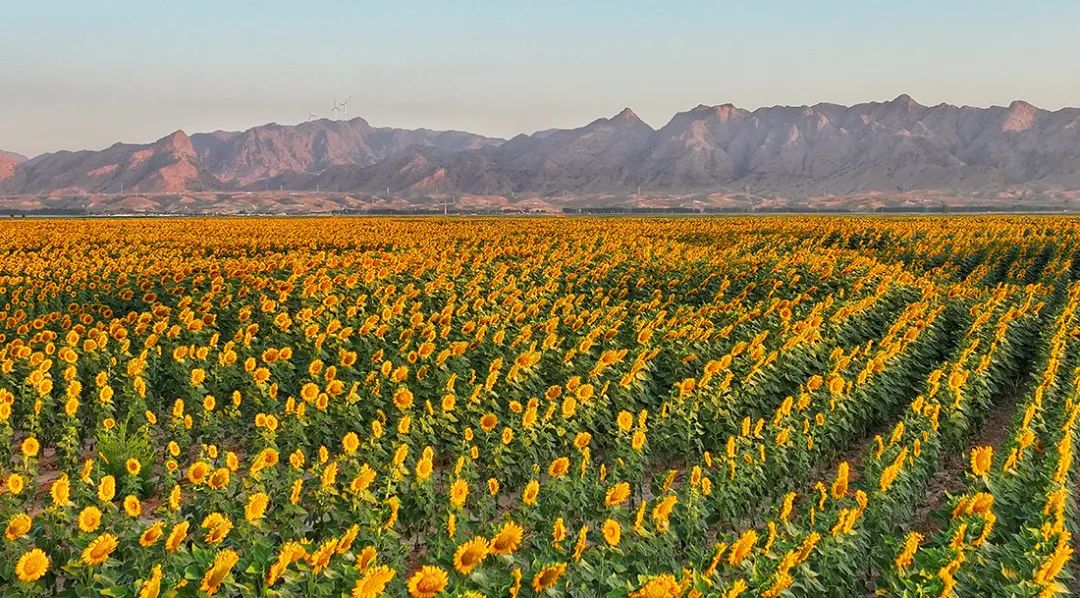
[630,574,680,598]
[605,482,631,507]
[490,521,524,556]
[138,565,162,598]
[5,513,32,540]
[352,565,395,598]
[532,563,567,592]
[522,480,540,506]
[78,506,102,533]
[452,536,489,574]
[165,520,190,553]
[548,457,570,478]
[602,519,621,547]
[123,495,142,518]
[202,512,233,544]
[208,467,230,490]
[245,492,269,522]
[407,565,448,598]
[187,461,209,485]
[21,437,39,458]
[574,431,592,450]
[342,432,360,454]
[51,474,72,507]
[126,458,141,476]
[449,479,468,509]
[81,533,119,566]
[393,387,414,411]
[200,548,239,596]
[139,522,165,547]
[7,473,25,495]
[722,579,748,598]
[728,529,758,566]
[15,547,49,583]
[831,462,849,499]
[970,446,993,477]
[168,485,182,511]
[97,475,116,502]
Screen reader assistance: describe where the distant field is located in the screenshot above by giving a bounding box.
[0,216,1075,596]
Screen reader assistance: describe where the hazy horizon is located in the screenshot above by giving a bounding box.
[3,0,1078,156]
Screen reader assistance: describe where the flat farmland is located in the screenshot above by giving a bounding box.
[0,216,1075,597]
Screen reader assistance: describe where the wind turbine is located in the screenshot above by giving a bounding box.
[307,111,318,122]
[329,100,341,120]
[339,97,352,121]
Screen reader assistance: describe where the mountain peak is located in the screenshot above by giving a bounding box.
[613,107,640,121]
[1003,99,1038,132]
[154,130,196,158]
[888,94,922,109]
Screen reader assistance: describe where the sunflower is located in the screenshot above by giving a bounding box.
[573,431,592,450]
[970,446,993,477]
[479,413,498,432]
[728,529,758,566]
[21,437,39,458]
[605,482,631,507]
[357,545,378,571]
[6,473,24,495]
[78,506,102,533]
[138,565,162,598]
[352,565,395,598]
[139,522,165,547]
[208,468,230,490]
[522,480,540,505]
[165,521,190,553]
[548,457,570,478]
[351,464,377,494]
[393,387,414,411]
[200,548,239,596]
[15,547,49,583]
[50,475,72,507]
[449,479,468,509]
[245,492,270,522]
[123,495,142,518]
[453,536,489,574]
[406,565,449,598]
[81,532,119,566]
[307,537,339,574]
[187,462,209,485]
[5,513,31,541]
[532,563,567,592]
[602,519,621,547]
[126,458,141,476]
[490,521,524,555]
[342,432,360,454]
[629,574,681,598]
[202,512,233,544]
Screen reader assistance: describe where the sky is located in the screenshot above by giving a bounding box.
[2,0,1077,156]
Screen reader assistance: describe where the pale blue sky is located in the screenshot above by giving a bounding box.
[2,1,1077,156]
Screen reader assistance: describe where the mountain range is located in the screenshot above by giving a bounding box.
[4,96,1080,210]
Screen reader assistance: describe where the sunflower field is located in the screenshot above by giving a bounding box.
[0,216,1076,597]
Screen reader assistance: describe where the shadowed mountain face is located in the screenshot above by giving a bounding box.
[271,97,1080,196]
[6,96,1080,198]
[189,118,503,186]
